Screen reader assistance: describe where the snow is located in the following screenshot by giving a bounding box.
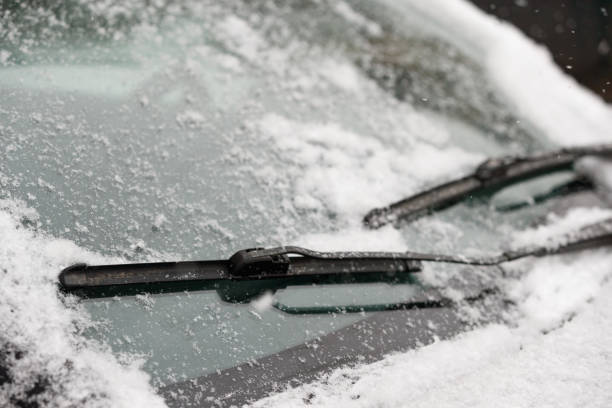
[259,113,482,220]
[576,157,612,204]
[0,199,165,407]
[250,292,275,314]
[391,0,612,146]
[333,2,383,37]
[252,248,612,408]
[248,1,612,406]
[511,206,612,248]
[2,0,612,407]
[252,272,612,408]
[176,110,206,128]
[216,15,270,65]
[317,59,363,93]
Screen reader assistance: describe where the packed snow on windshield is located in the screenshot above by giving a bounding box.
[1,1,612,407]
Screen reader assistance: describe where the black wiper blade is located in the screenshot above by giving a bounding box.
[59,246,422,301]
[59,219,612,304]
[363,144,612,229]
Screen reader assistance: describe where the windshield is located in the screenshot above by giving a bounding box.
[2,1,612,406]
[1,0,554,260]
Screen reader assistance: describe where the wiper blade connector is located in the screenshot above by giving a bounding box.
[227,246,421,278]
[364,144,612,228]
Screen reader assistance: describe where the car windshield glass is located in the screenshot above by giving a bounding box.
[2,1,552,261]
[3,1,612,404]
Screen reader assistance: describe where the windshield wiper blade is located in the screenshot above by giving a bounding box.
[59,246,423,301]
[363,144,612,229]
[59,220,612,304]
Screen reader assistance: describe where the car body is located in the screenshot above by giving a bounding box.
[2,1,612,407]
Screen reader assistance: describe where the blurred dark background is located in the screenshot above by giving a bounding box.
[470,0,612,103]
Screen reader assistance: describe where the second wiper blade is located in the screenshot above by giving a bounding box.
[364,144,612,228]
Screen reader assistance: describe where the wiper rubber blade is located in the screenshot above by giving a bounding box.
[59,246,422,301]
[59,220,612,303]
[364,144,612,228]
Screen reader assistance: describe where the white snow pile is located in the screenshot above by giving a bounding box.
[576,156,612,204]
[258,113,482,220]
[390,0,612,146]
[0,199,165,408]
[253,279,612,408]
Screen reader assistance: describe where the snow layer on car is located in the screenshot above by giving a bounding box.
[249,1,612,406]
[389,0,612,146]
[1,0,612,407]
[252,263,612,408]
[0,200,165,407]
[253,213,612,408]
[258,113,483,219]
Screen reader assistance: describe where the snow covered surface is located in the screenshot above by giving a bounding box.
[253,211,612,407]
[253,271,612,408]
[393,0,612,146]
[576,156,612,204]
[248,1,612,406]
[0,200,165,407]
[258,113,482,219]
[1,0,612,407]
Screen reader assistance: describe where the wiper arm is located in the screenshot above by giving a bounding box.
[364,144,612,228]
[59,220,612,307]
